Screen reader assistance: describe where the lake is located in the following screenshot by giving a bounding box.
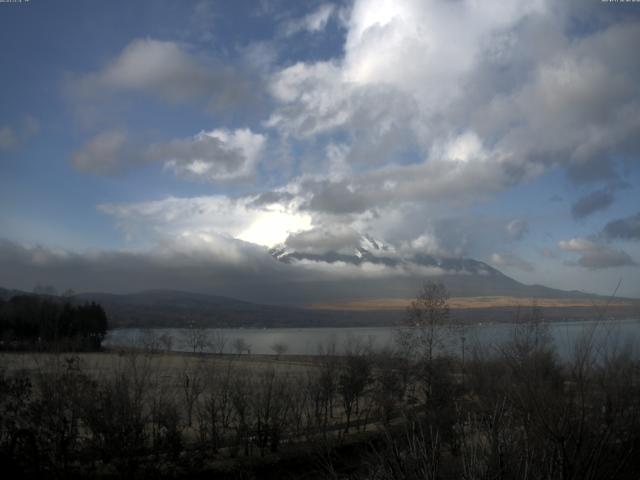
[104,318,640,360]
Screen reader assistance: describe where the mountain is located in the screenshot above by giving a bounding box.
[71,289,397,328]
[2,236,635,328]
[2,285,637,329]
[268,236,594,301]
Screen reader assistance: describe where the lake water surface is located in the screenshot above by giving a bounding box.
[105,319,640,360]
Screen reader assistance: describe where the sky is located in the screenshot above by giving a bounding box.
[1,0,640,302]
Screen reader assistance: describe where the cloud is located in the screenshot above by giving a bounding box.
[284,4,337,36]
[571,188,615,219]
[157,128,266,183]
[505,219,529,241]
[0,116,39,151]
[70,127,266,182]
[187,0,218,43]
[284,226,361,254]
[490,252,534,272]
[0,237,473,305]
[72,38,256,109]
[0,236,290,300]
[25,0,640,300]
[98,194,312,248]
[0,127,17,150]
[248,191,295,208]
[265,0,640,207]
[70,130,134,174]
[602,212,640,241]
[302,180,370,214]
[401,233,444,257]
[559,237,636,270]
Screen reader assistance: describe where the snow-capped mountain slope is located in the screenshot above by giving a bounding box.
[268,235,592,300]
[270,235,501,275]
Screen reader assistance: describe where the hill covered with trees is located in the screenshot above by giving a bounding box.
[0,294,108,351]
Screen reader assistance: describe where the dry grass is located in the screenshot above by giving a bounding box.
[309,296,634,311]
[0,350,317,379]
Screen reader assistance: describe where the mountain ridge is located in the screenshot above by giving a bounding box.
[1,285,637,329]
[268,237,599,301]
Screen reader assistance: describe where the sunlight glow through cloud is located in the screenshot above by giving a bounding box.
[235,208,312,247]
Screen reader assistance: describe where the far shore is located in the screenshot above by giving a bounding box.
[309,295,639,311]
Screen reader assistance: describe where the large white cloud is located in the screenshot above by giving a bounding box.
[266,0,640,209]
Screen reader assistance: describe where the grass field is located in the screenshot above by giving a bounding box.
[309,295,636,311]
[0,349,317,380]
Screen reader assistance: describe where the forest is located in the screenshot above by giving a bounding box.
[0,295,108,351]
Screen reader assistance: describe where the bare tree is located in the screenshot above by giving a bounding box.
[339,336,373,433]
[251,367,292,455]
[139,329,161,353]
[270,342,288,359]
[181,360,205,427]
[158,332,173,352]
[79,354,155,478]
[507,300,552,360]
[197,361,235,452]
[396,281,452,404]
[400,281,451,363]
[372,348,405,425]
[230,371,253,456]
[182,324,211,354]
[315,339,339,436]
[232,337,251,355]
[210,330,227,355]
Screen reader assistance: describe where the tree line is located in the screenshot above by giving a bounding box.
[0,295,108,351]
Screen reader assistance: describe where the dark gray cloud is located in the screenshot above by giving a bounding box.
[303,181,370,214]
[0,237,520,306]
[602,212,640,241]
[571,188,615,219]
[0,237,290,301]
[284,226,361,254]
[559,237,637,270]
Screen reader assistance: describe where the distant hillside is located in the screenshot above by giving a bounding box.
[267,237,599,303]
[2,286,637,329]
[72,290,397,328]
[74,289,638,329]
